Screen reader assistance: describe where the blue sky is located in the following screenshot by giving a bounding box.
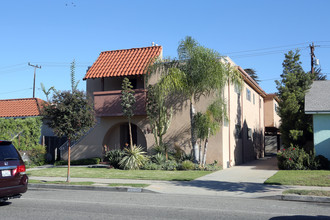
[1,0,330,100]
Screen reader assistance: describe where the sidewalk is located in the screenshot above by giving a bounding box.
[27,157,330,202]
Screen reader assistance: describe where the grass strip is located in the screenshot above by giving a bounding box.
[27,167,212,181]
[283,189,330,197]
[264,170,330,187]
[108,183,149,188]
[29,179,94,186]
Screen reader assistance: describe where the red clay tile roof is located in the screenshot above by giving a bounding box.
[84,46,162,79]
[0,98,44,118]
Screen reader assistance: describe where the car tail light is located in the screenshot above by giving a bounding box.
[12,164,26,176]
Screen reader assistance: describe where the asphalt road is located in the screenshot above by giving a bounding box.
[1,189,329,220]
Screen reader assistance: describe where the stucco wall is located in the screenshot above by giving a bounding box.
[313,114,330,160]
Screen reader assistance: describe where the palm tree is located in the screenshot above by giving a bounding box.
[147,36,241,162]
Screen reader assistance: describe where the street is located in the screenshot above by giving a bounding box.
[0,189,329,220]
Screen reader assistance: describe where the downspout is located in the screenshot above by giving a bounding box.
[228,80,231,167]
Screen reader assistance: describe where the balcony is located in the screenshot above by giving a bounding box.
[93,89,147,117]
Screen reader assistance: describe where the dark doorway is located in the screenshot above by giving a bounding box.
[44,136,67,163]
[120,123,137,149]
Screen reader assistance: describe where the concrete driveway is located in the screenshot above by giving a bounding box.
[147,156,286,198]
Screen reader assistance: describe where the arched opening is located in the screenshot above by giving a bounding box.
[102,122,147,152]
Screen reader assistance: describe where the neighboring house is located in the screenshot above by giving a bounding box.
[264,93,281,154]
[64,45,279,169]
[305,81,330,160]
[0,98,65,162]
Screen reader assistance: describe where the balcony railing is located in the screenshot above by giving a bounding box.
[93,89,147,117]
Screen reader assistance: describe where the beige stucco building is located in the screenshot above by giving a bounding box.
[61,45,280,169]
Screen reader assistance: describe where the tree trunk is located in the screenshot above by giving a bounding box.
[190,100,199,163]
[67,138,71,183]
[202,128,210,167]
[199,139,202,166]
[128,119,133,150]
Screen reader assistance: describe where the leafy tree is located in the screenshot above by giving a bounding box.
[146,72,175,159]
[157,36,240,162]
[121,77,136,149]
[147,36,241,163]
[194,99,226,166]
[275,50,313,149]
[42,60,95,182]
[244,68,260,83]
[311,66,327,81]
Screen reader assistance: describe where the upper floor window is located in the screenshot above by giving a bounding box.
[275,103,278,112]
[246,88,251,101]
[253,94,255,105]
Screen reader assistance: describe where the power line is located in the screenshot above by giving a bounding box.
[224,42,310,55]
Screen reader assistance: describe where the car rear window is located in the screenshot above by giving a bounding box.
[0,142,20,161]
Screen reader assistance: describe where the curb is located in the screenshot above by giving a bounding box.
[28,183,157,194]
[273,194,330,203]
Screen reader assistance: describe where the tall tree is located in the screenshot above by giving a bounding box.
[121,77,136,149]
[275,50,313,149]
[244,68,260,83]
[147,36,241,163]
[312,66,327,81]
[146,83,172,159]
[194,98,226,166]
[42,61,95,182]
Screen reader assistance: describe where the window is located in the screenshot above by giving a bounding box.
[275,103,278,112]
[246,88,251,101]
[253,94,255,104]
[247,128,252,140]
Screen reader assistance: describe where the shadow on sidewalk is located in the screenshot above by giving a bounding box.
[235,156,279,170]
[172,180,285,193]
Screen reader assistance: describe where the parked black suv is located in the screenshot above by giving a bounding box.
[0,140,28,202]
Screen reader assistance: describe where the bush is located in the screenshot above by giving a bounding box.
[150,153,166,165]
[179,160,195,170]
[105,149,125,169]
[163,160,178,171]
[315,155,330,170]
[141,161,162,170]
[54,157,101,166]
[277,145,318,170]
[28,145,46,166]
[119,145,148,170]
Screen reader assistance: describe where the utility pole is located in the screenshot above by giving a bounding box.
[28,63,41,98]
[309,42,319,75]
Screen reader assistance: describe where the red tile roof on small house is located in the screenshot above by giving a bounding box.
[84,46,162,80]
[0,98,44,118]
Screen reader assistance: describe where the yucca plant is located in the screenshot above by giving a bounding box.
[119,145,148,170]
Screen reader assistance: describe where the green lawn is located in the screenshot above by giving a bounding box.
[27,167,213,181]
[265,170,330,187]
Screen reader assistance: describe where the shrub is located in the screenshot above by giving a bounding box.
[315,155,330,170]
[105,149,125,169]
[277,145,318,170]
[179,160,195,170]
[163,160,178,171]
[54,157,101,166]
[151,153,166,165]
[119,145,148,170]
[28,145,46,166]
[141,161,162,170]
